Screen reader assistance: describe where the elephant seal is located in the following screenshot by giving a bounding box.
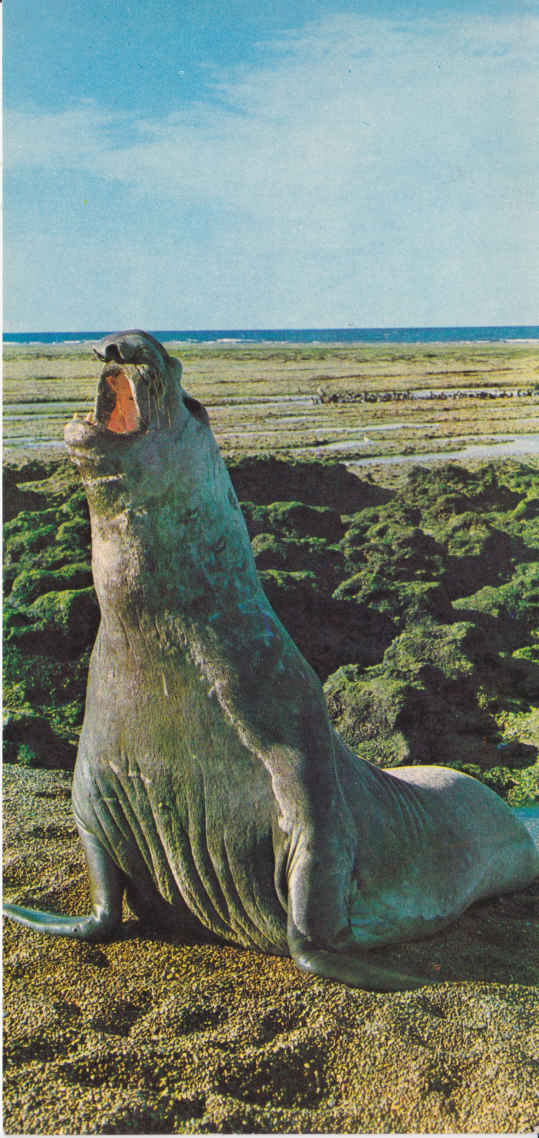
[4,330,538,990]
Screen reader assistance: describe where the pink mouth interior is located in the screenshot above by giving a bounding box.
[102,372,139,434]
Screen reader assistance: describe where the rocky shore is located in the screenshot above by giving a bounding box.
[4,763,538,1134]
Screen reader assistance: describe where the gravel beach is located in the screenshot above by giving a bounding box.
[3,764,538,1134]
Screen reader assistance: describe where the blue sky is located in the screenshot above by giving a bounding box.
[5,0,538,330]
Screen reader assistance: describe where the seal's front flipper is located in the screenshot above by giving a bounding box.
[2,902,120,941]
[3,829,124,942]
[288,922,434,992]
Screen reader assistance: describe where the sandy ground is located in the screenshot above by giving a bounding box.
[3,764,538,1135]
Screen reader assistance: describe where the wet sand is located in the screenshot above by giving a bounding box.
[3,765,538,1134]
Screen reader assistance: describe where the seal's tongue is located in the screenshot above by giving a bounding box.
[95,366,142,435]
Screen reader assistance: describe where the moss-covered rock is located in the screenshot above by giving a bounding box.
[324,665,414,764]
[454,563,539,635]
[3,455,538,797]
[3,708,75,770]
[9,564,93,606]
[334,576,453,626]
[242,499,344,542]
[252,533,344,593]
[228,456,391,512]
[324,608,537,799]
[381,620,476,681]
[9,588,98,655]
[404,462,521,516]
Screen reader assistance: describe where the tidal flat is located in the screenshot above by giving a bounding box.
[4,339,539,463]
[3,340,539,1134]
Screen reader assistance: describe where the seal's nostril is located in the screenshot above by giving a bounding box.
[105,344,123,364]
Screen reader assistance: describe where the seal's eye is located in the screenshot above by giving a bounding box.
[98,370,140,435]
[183,394,210,426]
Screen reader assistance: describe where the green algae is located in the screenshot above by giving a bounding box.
[3,455,538,801]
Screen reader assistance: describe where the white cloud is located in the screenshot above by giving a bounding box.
[5,12,539,326]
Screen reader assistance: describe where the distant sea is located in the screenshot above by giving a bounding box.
[4,326,539,346]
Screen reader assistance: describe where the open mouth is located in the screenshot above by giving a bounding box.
[69,363,148,448]
[94,366,142,435]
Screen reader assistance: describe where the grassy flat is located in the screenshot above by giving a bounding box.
[4,341,539,464]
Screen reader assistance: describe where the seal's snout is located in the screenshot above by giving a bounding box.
[92,330,170,368]
[93,342,123,365]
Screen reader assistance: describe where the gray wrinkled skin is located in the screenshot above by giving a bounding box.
[4,331,538,991]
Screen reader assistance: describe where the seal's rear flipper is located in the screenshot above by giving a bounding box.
[3,828,124,942]
[288,924,434,992]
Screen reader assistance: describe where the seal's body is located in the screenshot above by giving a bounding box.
[5,331,537,990]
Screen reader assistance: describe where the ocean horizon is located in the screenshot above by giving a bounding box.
[4,325,539,347]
